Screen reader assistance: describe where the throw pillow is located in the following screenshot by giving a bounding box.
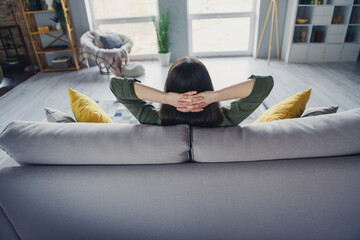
[44,107,76,123]
[99,34,124,49]
[301,106,339,117]
[255,89,312,123]
[68,88,113,123]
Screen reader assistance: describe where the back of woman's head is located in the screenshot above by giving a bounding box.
[159,57,223,127]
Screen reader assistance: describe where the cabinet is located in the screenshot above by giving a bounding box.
[19,0,81,72]
[281,0,360,62]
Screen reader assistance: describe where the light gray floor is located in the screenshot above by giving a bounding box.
[1,57,360,164]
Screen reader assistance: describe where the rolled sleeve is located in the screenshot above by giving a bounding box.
[110,77,140,103]
[109,77,161,125]
[246,75,274,101]
[219,75,274,126]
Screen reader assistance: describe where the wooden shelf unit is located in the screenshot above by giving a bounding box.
[20,0,81,72]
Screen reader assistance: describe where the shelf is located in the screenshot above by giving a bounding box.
[296,6,314,24]
[30,30,63,34]
[298,0,317,4]
[349,6,360,24]
[30,28,74,35]
[25,10,55,14]
[36,48,73,53]
[284,0,360,62]
[293,26,311,43]
[332,6,352,23]
[345,25,360,42]
[20,0,82,72]
[311,26,328,42]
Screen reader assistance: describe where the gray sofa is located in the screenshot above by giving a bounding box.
[0,108,360,240]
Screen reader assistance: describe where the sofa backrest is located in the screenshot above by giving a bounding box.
[192,108,360,162]
[1,108,359,165]
[0,122,191,165]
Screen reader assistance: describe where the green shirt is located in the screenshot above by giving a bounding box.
[109,75,274,127]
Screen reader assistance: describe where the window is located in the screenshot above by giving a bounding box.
[188,0,255,57]
[88,0,158,57]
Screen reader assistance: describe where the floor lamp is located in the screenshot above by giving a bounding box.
[255,0,279,65]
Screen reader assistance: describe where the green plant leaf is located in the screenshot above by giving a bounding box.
[53,2,67,33]
[153,9,170,53]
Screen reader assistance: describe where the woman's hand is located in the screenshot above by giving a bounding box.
[176,91,217,112]
[165,91,205,112]
[191,91,217,108]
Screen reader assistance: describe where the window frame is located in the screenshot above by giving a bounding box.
[187,0,257,57]
[86,0,159,60]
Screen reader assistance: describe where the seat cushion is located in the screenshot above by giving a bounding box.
[192,108,360,163]
[0,121,190,165]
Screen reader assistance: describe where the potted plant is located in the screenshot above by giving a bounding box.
[152,9,170,66]
[52,1,67,33]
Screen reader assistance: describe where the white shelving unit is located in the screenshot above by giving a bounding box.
[282,0,360,62]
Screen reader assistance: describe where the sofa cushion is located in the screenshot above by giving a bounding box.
[0,121,190,165]
[192,108,360,163]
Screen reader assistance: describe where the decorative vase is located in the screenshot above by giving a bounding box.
[45,0,53,10]
[158,52,171,66]
[301,28,307,42]
[55,22,61,30]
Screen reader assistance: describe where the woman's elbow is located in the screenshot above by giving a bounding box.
[262,76,274,99]
[109,77,125,101]
[253,75,274,100]
[109,77,119,91]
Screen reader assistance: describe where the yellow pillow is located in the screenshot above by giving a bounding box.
[68,88,113,123]
[255,89,311,123]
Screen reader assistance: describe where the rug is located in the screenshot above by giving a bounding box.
[96,100,140,124]
[96,100,267,125]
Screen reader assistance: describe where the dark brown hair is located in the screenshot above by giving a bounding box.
[159,57,223,127]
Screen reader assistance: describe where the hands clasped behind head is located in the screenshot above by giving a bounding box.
[176,91,206,113]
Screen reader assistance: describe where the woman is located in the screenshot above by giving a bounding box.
[110,57,273,127]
